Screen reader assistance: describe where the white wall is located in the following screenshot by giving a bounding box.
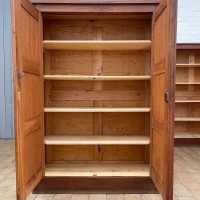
[177,0,200,43]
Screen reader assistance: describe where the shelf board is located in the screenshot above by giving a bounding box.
[45,163,150,177]
[44,75,151,81]
[176,82,200,85]
[43,40,151,50]
[176,64,200,67]
[174,132,200,139]
[44,107,151,113]
[175,117,200,122]
[175,100,200,103]
[44,135,150,145]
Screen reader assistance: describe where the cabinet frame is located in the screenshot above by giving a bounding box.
[12,0,177,200]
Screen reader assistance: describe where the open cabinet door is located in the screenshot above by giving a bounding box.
[12,0,44,199]
[151,0,177,200]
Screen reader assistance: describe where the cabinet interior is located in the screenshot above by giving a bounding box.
[43,15,152,177]
[175,49,200,139]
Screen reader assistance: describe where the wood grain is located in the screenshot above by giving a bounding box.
[44,135,150,145]
[43,40,151,50]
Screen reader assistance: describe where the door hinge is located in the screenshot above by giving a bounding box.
[17,72,24,79]
[164,91,170,103]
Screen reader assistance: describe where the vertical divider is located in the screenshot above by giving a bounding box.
[93,27,103,162]
[188,54,195,133]
[144,21,151,163]
[44,21,52,164]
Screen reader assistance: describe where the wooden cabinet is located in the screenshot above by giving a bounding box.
[175,43,200,145]
[12,0,177,200]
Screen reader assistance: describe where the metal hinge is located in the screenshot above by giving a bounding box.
[164,91,170,103]
[17,72,24,79]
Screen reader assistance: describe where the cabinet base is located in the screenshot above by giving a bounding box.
[175,138,200,145]
[33,177,158,194]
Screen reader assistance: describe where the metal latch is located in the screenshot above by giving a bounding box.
[164,91,170,103]
[17,72,24,79]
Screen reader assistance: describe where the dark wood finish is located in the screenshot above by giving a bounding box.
[33,177,158,194]
[35,4,157,13]
[177,43,200,50]
[175,138,200,145]
[151,0,177,200]
[30,0,160,4]
[12,0,44,199]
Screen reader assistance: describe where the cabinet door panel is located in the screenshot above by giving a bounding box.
[151,0,177,200]
[12,0,44,199]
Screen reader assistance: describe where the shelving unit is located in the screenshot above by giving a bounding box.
[175,44,200,145]
[42,16,152,184]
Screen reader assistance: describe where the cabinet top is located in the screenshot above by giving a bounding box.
[30,0,160,4]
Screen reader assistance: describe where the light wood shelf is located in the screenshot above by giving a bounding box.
[176,82,200,85]
[175,100,200,103]
[175,117,200,122]
[44,107,151,113]
[43,40,151,50]
[45,163,150,177]
[44,75,151,81]
[176,64,200,67]
[44,135,150,145]
[174,132,200,138]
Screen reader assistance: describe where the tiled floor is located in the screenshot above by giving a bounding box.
[0,140,200,200]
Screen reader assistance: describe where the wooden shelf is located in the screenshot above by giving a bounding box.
[175,117,200,122]
[175,100,200,103]
[44,107,151,113]
[44,135,150,145]
[176,64,200,67]
[45,163,150,177]
[174,132,200,139]
[176,82,200,85]
[43,40,151,50]
[44,75,151,81]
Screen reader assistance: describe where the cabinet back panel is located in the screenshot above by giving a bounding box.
[50,51,93,75]
[51,145,94,161]
[44,19,150,40]
[102,51,147,76]
[175,122,200,133]
[103,146,145,161]
[103,113,147,135]
[49,51,148,76]
[46,113,94,135]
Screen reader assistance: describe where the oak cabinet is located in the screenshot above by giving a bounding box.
[12,0,177,199]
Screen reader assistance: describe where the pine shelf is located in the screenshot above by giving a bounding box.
[175,117,200,122]
[44,75,151,81]
[45,163,150,177]
[44,135,150,145]
[44,107,151,113]
[176,82,200,85]
[174,132,200,138]
[43,40,151,50]
[175,100,200,103]
[176,64,200,67]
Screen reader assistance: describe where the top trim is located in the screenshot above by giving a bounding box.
[30,0,160,4]
[177,43,200,50]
